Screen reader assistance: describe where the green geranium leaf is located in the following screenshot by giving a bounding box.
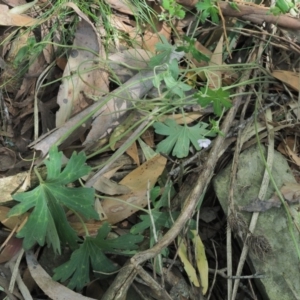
[196,87,232,116]
[153,118,216,158]
[53,222,143,291]
[196,0,219,23]
[8,146,98,254]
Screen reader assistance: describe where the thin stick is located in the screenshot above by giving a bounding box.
[231,108,274,300]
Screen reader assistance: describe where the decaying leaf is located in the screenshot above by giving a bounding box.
[207,34,223,89]
[281,182,300,203]
[191,230,209,294]
[142,3,171,53]
[56,19,109,126]
[239,197,281,212]
[178,237,200,287]
[0,206,28,231]
[278,137,300,167]
[240,182,300,213]
[93,176,131,195]
[101,154,167,224]
[0,237,23,263]
[272,70,300,92]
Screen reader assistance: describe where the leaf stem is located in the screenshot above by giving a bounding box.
[34,166,44,183]
[71,209,90,237]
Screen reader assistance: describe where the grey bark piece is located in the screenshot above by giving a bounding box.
[213,145,300,300]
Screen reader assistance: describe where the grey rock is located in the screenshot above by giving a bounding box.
[213,144,300,300]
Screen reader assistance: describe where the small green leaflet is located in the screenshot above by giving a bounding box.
[149,36,176,67]
[53,222,143,291]
[229,2,240,11]
[153,118,216,158]
[176,36,210,63]
[152,58,192,99]
[131,211,179,235]
[196,87,232,116]
[163,73,192,98]
[7,146,98,254]
[196,0,219,24]
[275,0,294,13]
[162,0,186,19]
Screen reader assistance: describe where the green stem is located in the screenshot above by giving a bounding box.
[71,209,90,237]
[34,166,44,183]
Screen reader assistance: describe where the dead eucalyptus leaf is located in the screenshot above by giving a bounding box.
[272,70,300,92]
[101,154,167,224]
[93,177,131,195]
[56,19,109,126]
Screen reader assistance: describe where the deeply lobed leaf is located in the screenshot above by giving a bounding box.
[53,223,143,291]
[153,118,216,158]
[7,146,97,254]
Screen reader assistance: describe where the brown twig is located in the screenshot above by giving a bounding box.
[177,0,300,30]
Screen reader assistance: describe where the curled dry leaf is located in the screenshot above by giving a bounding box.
[281,182,300,203]
[278,137,300,167]
[0,4,38,26]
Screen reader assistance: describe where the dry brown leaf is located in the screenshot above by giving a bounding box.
[281,182,300,203]
[207,34,223,89]
[0,147,16,171]
[126,141,140,166]
[288,101,300,119]
[142,4,171,52]
[0,29,31,94]
[0,173,28,203]
[56,19,109,126]
[108,48,152,68]
[70,220,103,236]
[0,4,38,26]
[2,0,27,6]
[272,70,300,92]
[158,112,203,124]
[242,182,300,213]
[277,137,300,167]
[104,0,136,15]
[93,177,131,195]
[0,238,23,263]
[40,22,53,64]
[141,129,154,147]
[0,206,28,231]
[108,14,140,42]
[101,154,167,224]
[188,40,237,85]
